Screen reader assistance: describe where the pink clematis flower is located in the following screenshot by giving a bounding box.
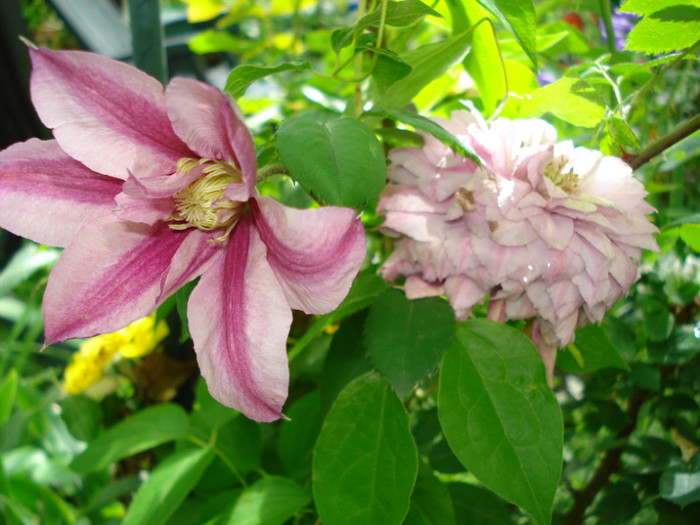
[379,108,658,381]
[0,47,366,421]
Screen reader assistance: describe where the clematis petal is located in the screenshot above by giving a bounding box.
[165,78,257,194]
[43,218,198,343]
[251,196,365,315]
[188,215,290,422]
[29,47,190,179]
[0,139,121,247]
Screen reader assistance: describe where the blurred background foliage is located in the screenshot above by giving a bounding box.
[0,0,699,524]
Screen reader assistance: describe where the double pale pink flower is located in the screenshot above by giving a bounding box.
[0,47,365,421]
[379,109,658,377]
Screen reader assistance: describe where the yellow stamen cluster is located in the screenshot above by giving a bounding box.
[167,158,245,241]
[544,159,579,193]
[63,314,169,395]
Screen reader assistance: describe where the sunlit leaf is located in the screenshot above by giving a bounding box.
[384,30,472,108]
[660,466,700,507]
[476,0,537,66]
[225,60,312,98]
[520,72,606,127]
[621,0,700,54]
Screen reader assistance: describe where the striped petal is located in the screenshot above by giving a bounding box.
[29,47,190,179]
[188,215,291,422]
[165,78,257,195]
[0,139,121,247]
[251,196,365,315]
[43,218,210,343]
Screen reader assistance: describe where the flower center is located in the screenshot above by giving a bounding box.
[544,159,578,193]
[167,158,245,241]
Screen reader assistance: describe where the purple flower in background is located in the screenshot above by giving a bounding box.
[378,108,658,381]
[600,9,639,51]
[0,47,366,421]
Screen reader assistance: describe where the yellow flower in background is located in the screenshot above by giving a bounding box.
[63,314,169,395]
[118,315,170,359]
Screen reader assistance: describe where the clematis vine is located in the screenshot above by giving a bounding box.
[0,47,366,421]
[379,108,658,382]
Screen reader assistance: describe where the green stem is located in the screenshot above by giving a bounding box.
[598,0,616,55]
[628,113,700,170]
[353,0,368,117]
[128,0,167,84]
[256,164,288,182]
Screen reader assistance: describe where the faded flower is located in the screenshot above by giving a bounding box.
[378,109,658,379]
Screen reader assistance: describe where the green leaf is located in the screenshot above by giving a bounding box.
[277,391,324,480]
[476,0,537,67]
[313,373,418,525]
[214,416,263,476]
[659,466,700,507]
[362,0,441,28]
[448,483,514,524]
[438,320,562,525]
[169,489,241,525]
[372,54,413,93]
[520,72,606,128]
[641,296,674,341]
[223,477,310,525]
[70,404,189,472]
[589,482,641,524]
[0,244,59,296]
[463,7,507,116]
[621,1,700,54]
[290,272,387,359]
[320,311,372,414]
[364,289,455,398]
[403,461,456,525]
[679,223,700,252]
[334,0,442,50]
[385,30,472,108]
[175,280,197,342]
[224,60,311,98]
[123,445,215,525]
[192,376,238,431]
[189,29,239,55]
[0,369,18,426]
[276,117,386,208]
[60,394,102,442]
[369,106,480,163]
[85,475,140,514]
[620,0,690,16]
[608,116,640,150]
[648,325,700,364]
[556,324,630,374]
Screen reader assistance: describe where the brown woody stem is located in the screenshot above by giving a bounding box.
[561,390,649,525]
[628,113,700,170]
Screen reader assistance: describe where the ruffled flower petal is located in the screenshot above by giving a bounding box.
[187,215,290,422]
[379,107,659,359]
[0,139,121,247]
